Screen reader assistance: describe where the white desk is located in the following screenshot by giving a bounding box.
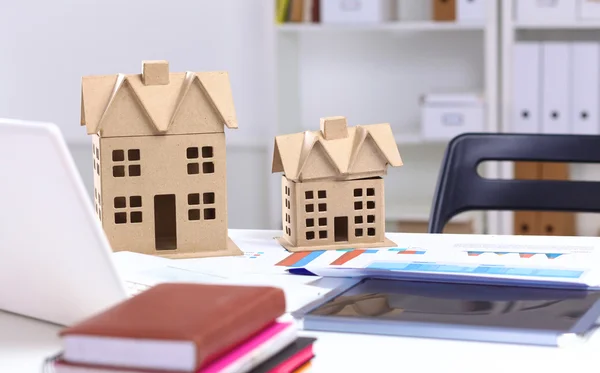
[3,229,600,373]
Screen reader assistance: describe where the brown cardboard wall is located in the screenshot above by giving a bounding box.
[513,162,541,235]
[513,162,575,236]
[282,177,297,247]
[82,62,240,259]
[393,220,473,234]
[433,0,456,21]
[92,134,103,224]
[539,163,575,236]
[273,117,402,251]
[279,176,394,251]
[99,132,238,258]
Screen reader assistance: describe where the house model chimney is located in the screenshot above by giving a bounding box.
[320,116,348,140]
[142,60,170,86]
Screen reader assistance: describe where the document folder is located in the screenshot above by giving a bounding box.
[512,43,541,133]
[541,42,571,134]
[571,42,600,135]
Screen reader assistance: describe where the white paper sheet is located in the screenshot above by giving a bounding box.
[297,241,600,288]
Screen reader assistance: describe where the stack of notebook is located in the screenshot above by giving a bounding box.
[48,283,316,373]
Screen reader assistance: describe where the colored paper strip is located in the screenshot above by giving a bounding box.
[276,252,312,267]
[519,253,535,258]
[467,251,483,256]
[292,251,326,267]
[330,250,365,265]
[397,250,426,255]
[546,253,563,259]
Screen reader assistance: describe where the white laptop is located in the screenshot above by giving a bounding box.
[0,118,150,327]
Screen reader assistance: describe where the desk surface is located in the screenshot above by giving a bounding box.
[4,229,600,373]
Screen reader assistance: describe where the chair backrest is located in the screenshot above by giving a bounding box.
[428,133,600,233]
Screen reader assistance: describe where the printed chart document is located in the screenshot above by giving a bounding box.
[284,235,600,289]
[161,231,600,292]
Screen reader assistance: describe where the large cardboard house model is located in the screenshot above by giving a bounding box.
[272,116,403,252]
[81,60,242,258]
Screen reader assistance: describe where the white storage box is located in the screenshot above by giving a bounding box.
[320,0,396,23]
[457,0,486,22]
[515,0,576,23]
[420,93,485,140]
[578,0,600,19]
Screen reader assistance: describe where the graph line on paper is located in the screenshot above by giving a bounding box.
[466,251,565,259]
[330,249,378,265]
[390,248,427,255]
[243,251,265,259]
[275,251,326,267]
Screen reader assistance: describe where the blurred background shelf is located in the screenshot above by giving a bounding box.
[0,0,519,236]
[385,204,480,234]
[269,0,500,234]
[515,21,600,30]
[500,0,600,237]
[276,21,485,32]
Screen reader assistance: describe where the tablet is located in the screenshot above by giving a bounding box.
[295,278,600,346]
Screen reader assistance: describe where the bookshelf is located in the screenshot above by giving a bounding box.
[515,21,600,30]
[500,0,600,237]
[276,21,486,32]
[267,0,501,234]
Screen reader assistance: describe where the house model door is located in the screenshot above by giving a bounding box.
[334,216,349,242]
[154,194,177,250]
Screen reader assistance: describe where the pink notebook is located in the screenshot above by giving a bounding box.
[53,322,297,373]
[201,321,297,373]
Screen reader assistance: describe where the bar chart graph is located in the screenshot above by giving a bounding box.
[466,251,565,259]
[275,247,427,267]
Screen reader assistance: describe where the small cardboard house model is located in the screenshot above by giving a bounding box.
[272,116,403,252]
[81,60,242,258]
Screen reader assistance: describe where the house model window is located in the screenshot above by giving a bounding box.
[80,60,242,258]
[272,116,403,252]
[187,192,216,221]
[187,146,215,175]
[112,148,141,177]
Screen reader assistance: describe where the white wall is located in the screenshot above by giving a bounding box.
[298,32,484,134]
[0,0,275,229]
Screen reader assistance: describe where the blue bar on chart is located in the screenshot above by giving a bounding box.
[366,261,584,279]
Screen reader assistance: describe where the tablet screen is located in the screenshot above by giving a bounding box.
[307,278,600,332]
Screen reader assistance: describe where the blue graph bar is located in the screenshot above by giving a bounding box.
[293,250,325,267]
[366,261,584,279]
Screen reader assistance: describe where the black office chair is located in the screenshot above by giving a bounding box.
[428,133,600,233]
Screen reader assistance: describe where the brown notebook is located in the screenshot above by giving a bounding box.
[59,283,286,372]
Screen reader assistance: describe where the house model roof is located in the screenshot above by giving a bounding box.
[80,60,237,137]
[272,116,403,182]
